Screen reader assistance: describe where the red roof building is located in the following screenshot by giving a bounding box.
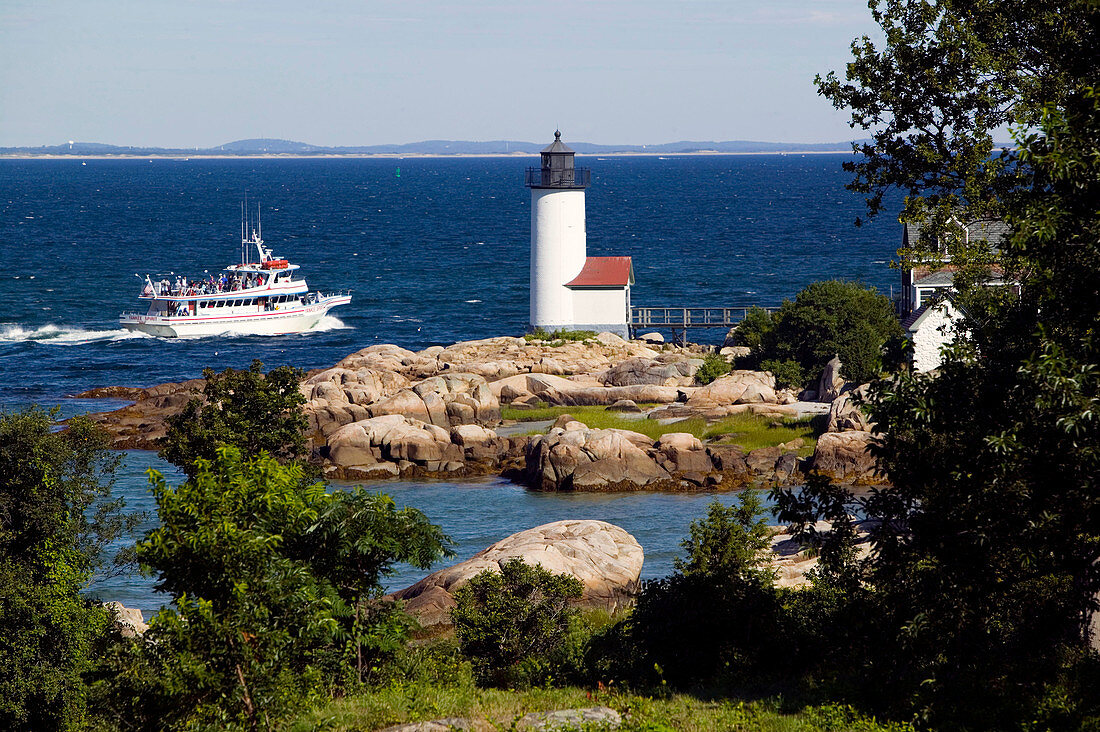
[564,256,635,288]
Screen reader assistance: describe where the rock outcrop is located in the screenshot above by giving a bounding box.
[816,356,848,403]
[78,379,205,449]
[825,384,874,432]
[809,430,882,483]
[104,601,148,638]
[390,520,644,628]
[686,370,778,408]
[325,414,527,480]
[598,356,701,387]
[523,421,796,491]
[490,372,684,407]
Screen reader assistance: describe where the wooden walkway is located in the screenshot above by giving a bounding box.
[629,306,780,344]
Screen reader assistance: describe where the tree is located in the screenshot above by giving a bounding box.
[737,281,903,386]
[451,557,583,687]
[159,360,309,478]
[626,494,782,686]
[100,448,453,731]
[778,1,1100,726]
[0,408,134,732]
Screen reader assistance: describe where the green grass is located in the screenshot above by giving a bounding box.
[289,682,911,732]
[703,413,822,455]
[502,405,823,454]
[524,328,599,343]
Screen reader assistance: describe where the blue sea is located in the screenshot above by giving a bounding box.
[0,154,900,611]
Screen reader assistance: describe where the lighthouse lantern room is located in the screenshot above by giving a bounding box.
[526,131,633,337]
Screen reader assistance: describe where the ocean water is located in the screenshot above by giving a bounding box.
[0,155,901,610]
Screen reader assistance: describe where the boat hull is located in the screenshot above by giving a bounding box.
[120,297,351,338]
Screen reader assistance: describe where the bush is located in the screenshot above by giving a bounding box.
[524,329,597,343]
[731,306,776,352]
[0,408,135,732]
[694,352,732,385]
[96,448,453,731]
[159,360,309,478]
[451,557,583,688]
[759,358,806,391]
[768,280,903,385]
[626,494,782,686]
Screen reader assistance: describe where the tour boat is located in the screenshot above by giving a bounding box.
[120,223,351,338]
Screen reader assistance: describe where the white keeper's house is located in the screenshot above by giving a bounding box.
[526,131,634,338]
[899,217,1011,371]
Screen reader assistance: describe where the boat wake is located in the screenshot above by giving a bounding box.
[0,323,151,345]
[309,315,351,332]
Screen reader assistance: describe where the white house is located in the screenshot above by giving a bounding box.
[526,131,633,337]
[899,218,1010,372]
[902,296,962,372]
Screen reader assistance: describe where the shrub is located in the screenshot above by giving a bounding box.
[731,306,776,352]
[451,557,583,687]
[524,329,597,343]
[160,360,310,478]
[626,494,782,686]
[96,448,453,731]
[694,352,732,385]
[768,280,903,385]
[759,358,806,391]
[0,408,136,732]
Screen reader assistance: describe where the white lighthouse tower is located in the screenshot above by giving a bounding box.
[527,130,590,331]
[526,130,634,337]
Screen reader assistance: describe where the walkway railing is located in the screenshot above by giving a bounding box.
[630,306,781,345]
[631,306,779,329]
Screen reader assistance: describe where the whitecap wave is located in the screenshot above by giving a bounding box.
[0,323,151,345]
[309,315,351,332]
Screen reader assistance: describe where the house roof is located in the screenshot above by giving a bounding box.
[914,270,957,287]
[902,293,963,332]
[564,256,634,288]
[901,302,931,331]
[913,267,1007,288]
[903,218,1012,250]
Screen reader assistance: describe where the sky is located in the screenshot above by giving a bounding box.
[0,0,883,148]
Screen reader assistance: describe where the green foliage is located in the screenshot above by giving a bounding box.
[759,358,805,391]
[694,352,732,385]
[734,283,902,387]
[0,408,135,732]
[732,306,776,352]
[780,4,1100,727]
[96,447,453,731]
[451,557,583,688]
[291,682,915,732]
[676,495,775,582]
[159,359,309,478]
[625,494,782,686]
[524,328,598,343]
[770,281,902,386]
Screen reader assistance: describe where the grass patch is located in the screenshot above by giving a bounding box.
[524,328,598,343]
[703,413,823,454]
[290,682,911,731]
[502,405,825,453]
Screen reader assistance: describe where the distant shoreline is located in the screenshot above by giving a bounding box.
[0,150,859,161]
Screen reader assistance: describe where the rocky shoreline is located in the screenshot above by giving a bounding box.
[76,333,884,490]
